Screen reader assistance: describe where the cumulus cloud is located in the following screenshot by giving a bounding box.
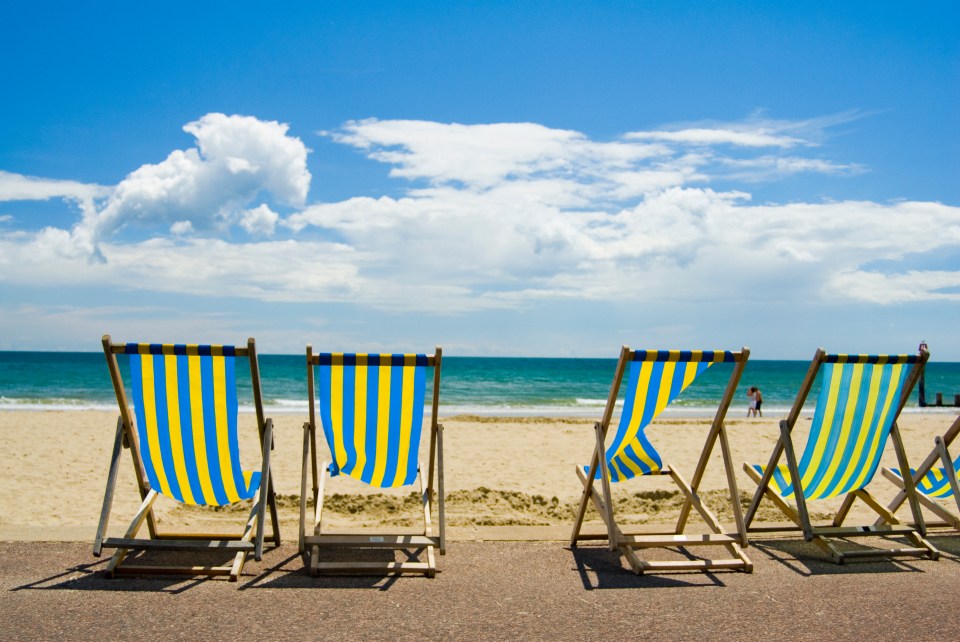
[3,113,959,316]
[66,113,310,254]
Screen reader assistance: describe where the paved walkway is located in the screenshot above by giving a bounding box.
[4,535,960,641]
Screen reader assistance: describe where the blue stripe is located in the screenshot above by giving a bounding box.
[341,364,357,477]
[404,363,427,485]
[130,354,162,494]
[803,364,854,498]
[176,354,205,505]
[381,361,404,486]
[318,365,338,476]
[223,356,249,498]
[361,364,379,484]
[201,354,228,504]
[847,364,900,494]
[770,465,794,496]
[152,355,183,502]
[603,360,640,468]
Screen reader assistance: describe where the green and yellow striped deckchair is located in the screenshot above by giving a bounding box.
[570,346,753,575]
[882,413,960,530]
[94,336,280,581]
[743,348,938,564]
[300,346,444,577]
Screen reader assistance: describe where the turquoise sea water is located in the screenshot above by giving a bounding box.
[2,352,960,418]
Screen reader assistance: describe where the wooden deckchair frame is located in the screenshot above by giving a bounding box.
[743,348,938,564]
[570,346,753,574]
[299,346,445,577]
[93,335,281,581]
[881,413,960,530]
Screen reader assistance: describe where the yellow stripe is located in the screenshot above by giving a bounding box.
[681,360,699,390]
[390,356,416,487]
[187,355,215,504]
[849,363,903,490]
[213,356,240,503]
[371,357,392,487]
[353,354,368,476]
[832,364,882,496]
[331,361,347,470]
[801,363,843,491]
[140,356,172,498]
[164,354,194,504]
[810,364,863,498]
[654,361,675,417]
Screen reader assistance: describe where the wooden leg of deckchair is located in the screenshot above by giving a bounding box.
[744,439,787,530]
[299,421,312,555]
[106,490,160,578]
[254,418,273,561]
[573,466,643,572]
[571,422,605,546]
[882,468,960,529]
[937,438,960,505]
[308,462,330,576]
[891,422,928,536]
[94,416,125,557]
[667,468,752,571]
[228,489,264,581]
[592,423,618,551]
[419,463,436,578]
[436,423,446,555]
[742,464,806,531]
[832,492,858,528]
[777,419,816,541]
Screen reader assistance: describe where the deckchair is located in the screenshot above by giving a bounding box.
[881,413,960,530]
[300,347,445,576]
[93,336,280,581]
[743,348,938,563]
[570,346,753,574]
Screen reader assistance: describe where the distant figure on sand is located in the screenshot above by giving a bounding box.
[747,386,763,418]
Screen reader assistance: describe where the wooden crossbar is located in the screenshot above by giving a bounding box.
[101,538,256,552]
[302,535,440,549]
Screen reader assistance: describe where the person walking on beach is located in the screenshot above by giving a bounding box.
[747,386,763,418]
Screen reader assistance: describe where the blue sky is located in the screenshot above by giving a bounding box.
[1,2,958,359]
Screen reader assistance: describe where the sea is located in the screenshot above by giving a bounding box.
[2,352,960,418]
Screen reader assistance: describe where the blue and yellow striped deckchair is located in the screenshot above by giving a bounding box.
[743,348,938,564]
[94,335,280,581]
[882,413,960,530]
[570,346,753,575]
[300,346,444,577]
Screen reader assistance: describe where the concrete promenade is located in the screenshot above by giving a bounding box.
[3,536,960,641]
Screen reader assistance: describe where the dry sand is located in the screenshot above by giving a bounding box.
[1,409,958,542]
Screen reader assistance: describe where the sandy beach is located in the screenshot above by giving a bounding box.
[2,409,957,542]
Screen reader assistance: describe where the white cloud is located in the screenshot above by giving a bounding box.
[239,204,279,235]
[3,113,959,320]
[69,113,310,254]
[626,128,806,148]
[0,170,108,203]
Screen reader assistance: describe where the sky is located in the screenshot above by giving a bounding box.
[1,2,958,359]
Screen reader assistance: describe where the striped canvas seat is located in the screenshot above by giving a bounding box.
[571,346,753,575]
[592,350,736,482]
[893,462,960,498]
[748,354,913,500]
[743,349,938,564]
[126,343,260,505]
[882,413,960,530]
[315,353,428,488]
[301,346,445,576]
[95,336,279,581]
